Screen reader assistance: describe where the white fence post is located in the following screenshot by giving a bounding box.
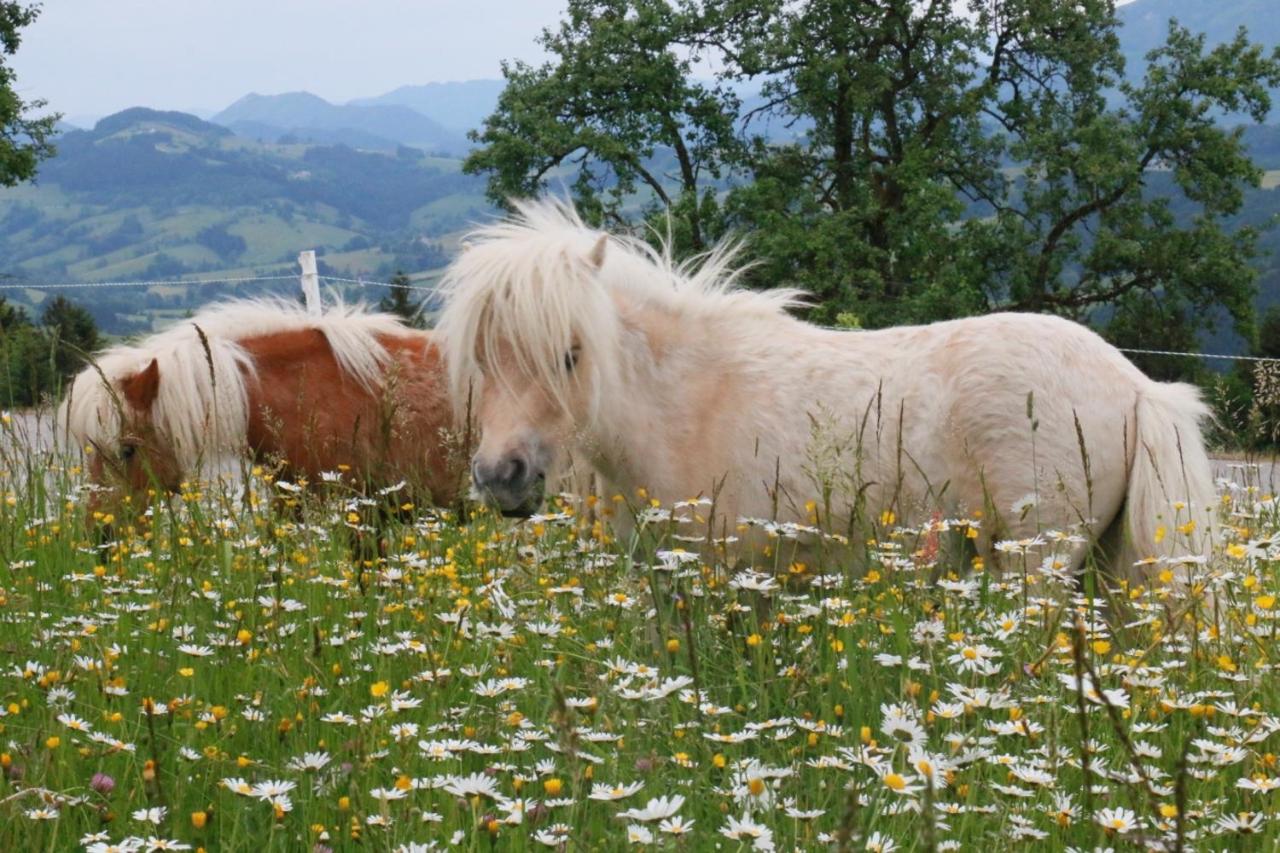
[298,250,321,315]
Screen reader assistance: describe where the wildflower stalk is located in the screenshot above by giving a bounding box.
[457,381,474,524]
[549,684,585,833]
[1072,409,1095,525]
[643,554,668,653]
[0,789,41,807]
[920,769,938,853]
[833,775,860,853]
[1172,719,1200,853]
[1025,603,1066,676]
[675,582,705,727]
[705,472,727,581]
[1075,616,1170,836]
[1070,615,1094,827]
[1026,391,1041,531]
[143,699,166,806]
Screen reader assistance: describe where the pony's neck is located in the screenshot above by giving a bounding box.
[583,297,743,500]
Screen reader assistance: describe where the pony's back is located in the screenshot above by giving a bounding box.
[61,298,410,471]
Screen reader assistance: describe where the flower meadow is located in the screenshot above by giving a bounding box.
[2,425,1280,851]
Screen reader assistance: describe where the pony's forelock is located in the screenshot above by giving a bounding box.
[437,197,810,417]
[438,200,621,419]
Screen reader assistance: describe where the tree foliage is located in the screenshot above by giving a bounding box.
[467,0,1280,345]
[1212,304,1280,450]
[41,293,99,379]
[377,271,425,328]
[1,2,57,187]
[0,291,27,331]
[0,295,46,407]
[464,0,742,251]
[1259,306,1280,361]
[0,294,99,407]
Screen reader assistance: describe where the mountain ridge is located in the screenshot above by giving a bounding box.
[211,92,469,155]
[200,0,1280,152]
[350,79,506,136]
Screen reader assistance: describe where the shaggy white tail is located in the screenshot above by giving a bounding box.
[1120,380,1216,580]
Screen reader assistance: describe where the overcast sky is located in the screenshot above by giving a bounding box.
[10,0,567,122]
[11,0,1142,125]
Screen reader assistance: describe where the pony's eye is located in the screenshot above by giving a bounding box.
[564,346,581,372]
[120,443,137,462]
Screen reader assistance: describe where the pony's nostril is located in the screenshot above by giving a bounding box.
[504,456,527,487]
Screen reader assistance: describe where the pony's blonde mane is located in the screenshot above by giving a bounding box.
[437,197,807,414]
[61,297,410,472]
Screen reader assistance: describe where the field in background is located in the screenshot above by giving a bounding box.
[0,109,490,338]
[2,413,1280,851]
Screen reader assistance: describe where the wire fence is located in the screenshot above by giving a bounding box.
[1118,347,1279,365]
[318,275,438,293]
[0,273,438,293]
[0,274,300,292]
[0,268,1276,362]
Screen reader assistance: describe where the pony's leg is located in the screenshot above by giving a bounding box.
[946,448,1126,583]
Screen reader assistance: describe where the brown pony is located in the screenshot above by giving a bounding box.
[60,298,461,521]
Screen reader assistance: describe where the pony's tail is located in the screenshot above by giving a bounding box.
[1119,380,1217,584]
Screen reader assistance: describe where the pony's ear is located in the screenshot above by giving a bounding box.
[587,235,608,271]
[121,358,160,410]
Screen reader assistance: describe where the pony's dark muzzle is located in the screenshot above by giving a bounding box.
[472,453,547,517]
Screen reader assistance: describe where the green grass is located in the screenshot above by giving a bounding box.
[227,215,362,264]
[408,194,491,233]
[0,194,373,282]
[1,414,1279,851]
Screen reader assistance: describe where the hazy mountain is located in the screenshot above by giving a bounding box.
[91,108,234,142]
[62,114,102,130]
[211,92,469,155]
[351,79,506,136]
[225,119,404,152]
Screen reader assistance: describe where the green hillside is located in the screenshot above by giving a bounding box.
[0,109,490,334]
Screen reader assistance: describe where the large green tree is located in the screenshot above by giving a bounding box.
[468,0,1280,347]
[41,293,99,381]
[0,296,50,408]
[0,293,100,407]
[1,2,56,187]
[464,0,743,251]
[0,292,28,331]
